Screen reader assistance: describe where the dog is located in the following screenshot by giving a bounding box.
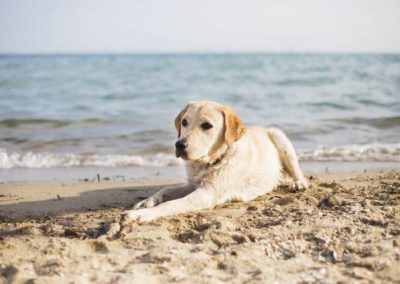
[125,101,308,222]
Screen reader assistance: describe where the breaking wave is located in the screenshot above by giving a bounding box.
[0,149,183,169]
[0,143,399,169]
[298,143,400,162]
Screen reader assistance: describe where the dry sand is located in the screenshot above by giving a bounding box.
[0,170,399,283]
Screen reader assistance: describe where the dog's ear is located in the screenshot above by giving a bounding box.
[221,107,245,147]
[174,104,189,137]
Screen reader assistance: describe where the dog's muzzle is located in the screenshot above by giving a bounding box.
[175,139,188,158]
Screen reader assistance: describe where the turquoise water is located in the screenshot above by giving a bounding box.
[0,53,399,168]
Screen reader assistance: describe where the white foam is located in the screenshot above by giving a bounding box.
[0,149,183,169]
[298,143,400,162]
[1,143,399,169]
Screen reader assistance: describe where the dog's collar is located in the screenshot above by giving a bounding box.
[205,151,227,169]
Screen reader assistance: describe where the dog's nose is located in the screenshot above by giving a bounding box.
[175,140,188,150]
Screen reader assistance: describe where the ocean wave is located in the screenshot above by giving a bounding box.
[274,77,337,86]
[0,143,399,169]
[0,149,183,169]
[299,143,400,162]
[306,102,354,110]
[0,118,115,128]
[335,116,400,129]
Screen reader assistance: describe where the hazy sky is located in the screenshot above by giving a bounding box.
[0,0,399,54]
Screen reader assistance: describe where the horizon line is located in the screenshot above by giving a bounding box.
[1,50,400,56]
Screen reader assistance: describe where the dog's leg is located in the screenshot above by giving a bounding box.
[268,128,308,190]
[125,185,219,222]
[133,183,196,209]
[224,186,275,202]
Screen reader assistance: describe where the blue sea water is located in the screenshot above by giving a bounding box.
[0,53,399,169]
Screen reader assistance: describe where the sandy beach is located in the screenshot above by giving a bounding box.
[1,169,399,283]
[1,1,400,282]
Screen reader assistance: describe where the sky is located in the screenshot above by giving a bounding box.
[0,0,399,54]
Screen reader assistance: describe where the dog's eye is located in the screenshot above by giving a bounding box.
[201,122,213,130]
[182,119,188,127]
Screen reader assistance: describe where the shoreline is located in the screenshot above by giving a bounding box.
[1,161,399,184]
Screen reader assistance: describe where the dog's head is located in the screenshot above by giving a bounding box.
[174,101,245,162]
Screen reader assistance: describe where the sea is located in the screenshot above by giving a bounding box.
[0,53,399,181]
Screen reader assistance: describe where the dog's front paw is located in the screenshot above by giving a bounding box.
[124,208,158,223]
[291,179,309,190]
[133,195,163,210]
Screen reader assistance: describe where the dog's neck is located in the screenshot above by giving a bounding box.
[185,144,230,183]
[205,151,227,169]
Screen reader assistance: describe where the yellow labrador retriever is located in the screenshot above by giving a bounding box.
[125,101,308,222]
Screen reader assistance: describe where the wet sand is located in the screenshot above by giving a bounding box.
[1,170,399,283]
